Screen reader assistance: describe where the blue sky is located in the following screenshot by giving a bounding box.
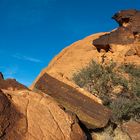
[0,0,140,86]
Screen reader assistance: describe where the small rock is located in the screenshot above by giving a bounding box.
[121,121,140,140]
[0,74,28,91]
[125,49,136,56]
[112,85,124,95]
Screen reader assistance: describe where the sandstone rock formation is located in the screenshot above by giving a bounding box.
[0,89,22,140]
[93,9,140,55]
[1,9,140,140]
[34,73,111,129]
[122,121,140,140]
[113,9,140,33]
[31,9,140,132]
[0,73,28,91]
[0,72,86,140]
[0,89,86,140]
[31,11,140,96]
[31,32,105,104]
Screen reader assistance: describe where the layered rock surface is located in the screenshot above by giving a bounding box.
[34,73,111,129]
[1,9,140,140]
[31,11,140,95]
[31,9,140,132]
[122,121,140,140]
[31,32,105,103]
[0,89,86,140]
[0,72,28,91]
[93,9,140,56]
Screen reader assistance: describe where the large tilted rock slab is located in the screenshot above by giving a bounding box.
[0,89,86,140]
[33,73,111,129]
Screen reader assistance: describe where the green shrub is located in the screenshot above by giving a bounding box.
[109,97,140,123]
[72,61,128,104]
[120,64,140,78]
[120,64,140,97]
[72,60,140,123]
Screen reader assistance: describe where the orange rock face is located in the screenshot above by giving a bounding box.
[31,31,140,102]
[31,33,106,103]
[122,121,140,140]
[34,73,111,129]
[0,90,86,140]
[32,10,140,94]
[0,73,28,91]
[31,16,140,129]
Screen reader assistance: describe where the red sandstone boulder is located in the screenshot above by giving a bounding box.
[33,73,111,129]
[0,89,86,140]
[122,121,140,140]
[93,9,140,53]
[0,72,28,91]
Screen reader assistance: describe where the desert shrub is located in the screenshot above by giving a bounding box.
[72,60,140,123]
[120,64,140,77]
[72,61,128,104]
[72,60,103,88]
[110,97,140,123]
[120,64,140,97]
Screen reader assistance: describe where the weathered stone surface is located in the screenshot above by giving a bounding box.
[31,33,105,104]
[135,43,140,56]
[122,121,140,140]
[0,89,86,140]
[0,73,28,91]
[33,73,111,129]
[113,9,140,33]
[93,28,134,51]
[31,29,140,107]
[0,72,4,80]
[0,90,22,140]
[93,9,140,52]
[30,9,140,139]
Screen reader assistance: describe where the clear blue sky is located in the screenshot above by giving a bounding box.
[0,0,140,86]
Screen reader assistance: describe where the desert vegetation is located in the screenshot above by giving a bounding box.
[72,60,140,124]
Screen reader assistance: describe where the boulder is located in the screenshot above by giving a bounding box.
[33,73,111,129]
[31,33,105,104]
[0,90,22,140]
[30,9,140,137]
[93,9,140,53]
[0,89,86,140]
[121,121,140,140]
[0,73,28,91]
[31,18,140,103]
[112,9,140,33]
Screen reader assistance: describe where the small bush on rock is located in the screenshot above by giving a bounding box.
[72,60,140,124]
[120,64,140,97]
[109,97,140,123]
